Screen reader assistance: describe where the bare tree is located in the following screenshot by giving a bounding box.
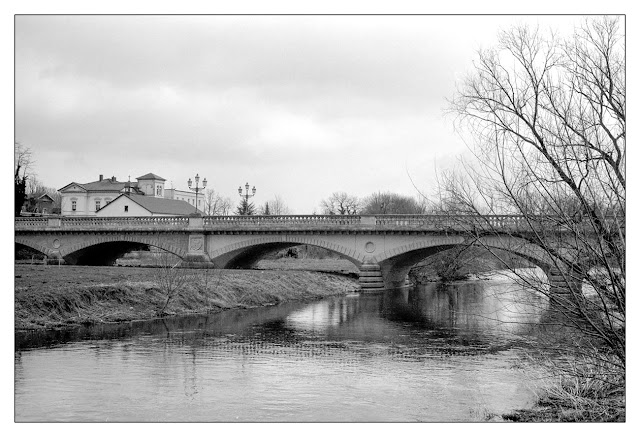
[443,17,624,419]
[15,142,34,216]
[203,189,233,216]
[152,249,192,315]
[361,191,426,214]
[26,175,47,198]
[261,195,291,215]
[320,192,361,215]
[14,141,34,181]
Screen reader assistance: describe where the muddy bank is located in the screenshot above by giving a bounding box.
[14,265,359,330]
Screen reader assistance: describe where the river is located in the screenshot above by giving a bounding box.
[15,272,548,422]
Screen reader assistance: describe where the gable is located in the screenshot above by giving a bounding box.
[59,183,87,193]
[96,194,152,216]
[37,193,55,202]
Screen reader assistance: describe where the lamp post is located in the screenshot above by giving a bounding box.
[187,173,207,214]
[238,182,256,215]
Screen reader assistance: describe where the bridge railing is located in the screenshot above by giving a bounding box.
[15,214,529,231]
[372,214,530,229]
[14,216,190,230]
[203,215,362,227]
[14,217,49,228]
[16,214,616,232]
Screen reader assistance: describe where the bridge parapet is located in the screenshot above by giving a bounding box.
[11,214,536,232]
[203,215,362,226]
[16,214,609,233]
[15,216,190,230]
[373,214,533,231]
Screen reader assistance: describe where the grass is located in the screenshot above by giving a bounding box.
[502,351,625,422]
[14,264,359,330]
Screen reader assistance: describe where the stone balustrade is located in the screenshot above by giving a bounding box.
[15,214,540,232]
[203,214,362,227]
[16,214,618,233]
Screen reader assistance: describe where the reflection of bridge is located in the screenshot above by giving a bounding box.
[15,214,582,294]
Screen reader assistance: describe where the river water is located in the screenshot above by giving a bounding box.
[15,273,548,422]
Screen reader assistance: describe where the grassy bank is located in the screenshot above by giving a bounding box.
[15,264,359,330]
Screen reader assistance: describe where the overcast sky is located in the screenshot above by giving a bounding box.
[15,15,586,213]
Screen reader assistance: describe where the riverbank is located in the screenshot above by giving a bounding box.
[14,264,359,330]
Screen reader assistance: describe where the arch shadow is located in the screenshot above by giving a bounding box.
[15,242,51,262]
[60,235,187,266]
[375,236,555,289]
[209,236,364,271]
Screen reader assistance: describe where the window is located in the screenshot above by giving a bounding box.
[124,205,129,212]
[95,200,101,211]
[71,200,77,211]
[156,185,162,196]
[105,198,112,204]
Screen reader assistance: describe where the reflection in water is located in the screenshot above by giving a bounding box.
[15,276,547,422]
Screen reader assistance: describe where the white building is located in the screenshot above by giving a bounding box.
[164,188,203,212]
[59,173,203,216]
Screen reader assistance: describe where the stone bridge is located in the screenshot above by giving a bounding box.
[15,214,584,294]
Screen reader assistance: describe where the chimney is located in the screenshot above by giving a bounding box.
[111,176,116,182]
[99,174,103,181]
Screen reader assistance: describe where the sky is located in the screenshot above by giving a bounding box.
[15,14,589,214]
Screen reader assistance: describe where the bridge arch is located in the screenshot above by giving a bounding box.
[372,235,557,289]
[209,235,365,269]
[15,238,58,259]
[60,235,187,265]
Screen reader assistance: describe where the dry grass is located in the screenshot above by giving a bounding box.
[14,265,358,330]
[503,352,625,422]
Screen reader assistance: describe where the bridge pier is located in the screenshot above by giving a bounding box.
[546,266,585,307]
[358,262,385,292]
[359,262,412,292]
[44,252,66,265]
[180,255,215,269]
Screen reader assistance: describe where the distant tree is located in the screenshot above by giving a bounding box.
[14,141,33,180]
[261,202,271,215]
[14,142,33,216]
[320,192,361,215]
[203,189,233,216]
[236,197,256,215]
[14,169,26,217]
[23,175,62,213]
[262,195,291,215]
[361,192,427,214]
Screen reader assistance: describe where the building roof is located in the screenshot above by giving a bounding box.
[119,194,194,215]
[136,173,166,181]
[59,179,142,194]
[36,193,55,202]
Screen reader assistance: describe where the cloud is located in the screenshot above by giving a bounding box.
[15,15,587,212]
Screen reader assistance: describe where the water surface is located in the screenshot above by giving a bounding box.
[15,275,547,422]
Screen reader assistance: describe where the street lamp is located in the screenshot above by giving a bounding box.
[238,182,256,215]
[187,173,207,214]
